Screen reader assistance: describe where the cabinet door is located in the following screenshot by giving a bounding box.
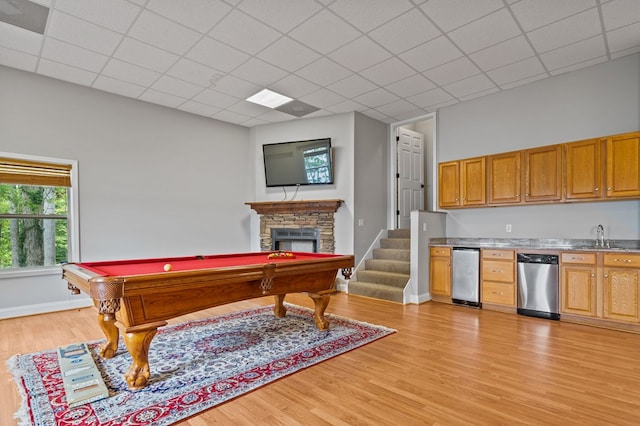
[560,265,597,316]
[438,161,460,208]
[430,256,451,296]
[606,132,640,198]
[524,144,562,202]
[461,157,486,206]
[603,267,640,322]
[565,139,602,200]
[488,152,521,204]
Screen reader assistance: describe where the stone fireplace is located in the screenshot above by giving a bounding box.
[245,200,343,253]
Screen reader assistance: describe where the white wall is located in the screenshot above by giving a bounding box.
[0,66,251,315]
[437,53,640,240]
[249,113,355,256]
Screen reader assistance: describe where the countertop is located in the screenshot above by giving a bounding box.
[428,238,640,253]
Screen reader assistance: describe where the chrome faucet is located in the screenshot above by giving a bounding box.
[596,224,605,247]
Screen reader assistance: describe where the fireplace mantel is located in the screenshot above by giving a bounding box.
[245,199,343,215]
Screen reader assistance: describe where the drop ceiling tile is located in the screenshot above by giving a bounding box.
[151,75,202,98]
[47,11,122,55]
[325,100,368,114]
[406,87,454,109]
[540,35,606,71]
[422,57,480,86]
[92,75,146,97]
[242,117,270,127]
[420,0,504,32]
[328,0,414,33]
[499,73,548,90]
[146,0,231,33]
[360,108,391,121]
[238,0,321,33]
[36,58,96,85]
[510,0,596,32]
[549,55,607,76]
[213,109,252,124]
[0,46,37,71]
[298,88,346,108]
[360,57,415,86]
[297,57,352,86]
[487,56,546,85]
[610,44,640,59]
[353,88,399,108]
[167,58,222,88]
[54,0,140,33]
[470,36,535,71]
[444,74,496,98]
[208,10,281,55]
[425,98,459,111]
[458,86,500,102]
[185,37,249,73]
[139,88,187,108]
[232,57,288,87]
[102,58,161,86]
[41,38,108,72]
[368,9,441,54]
[269,74,320,98]
[385,74,436,97]
[375,99,419,117]
[448,9,521,54]
[601,0,640,31]
[287,10,359,55]
[192,88,239,108]
[527,8,602,53]
[257,37,321,72]
[226,100,270,116]
[329,36,391,73]
[0,21,43,55]
[178,100,221,117]
[606,21,640,54]
[128,10,201,55]
[394,108,429,121]
[208,74,260,98]
[113,37,179,73]
[399,36,463,71]
[327,74,378,98]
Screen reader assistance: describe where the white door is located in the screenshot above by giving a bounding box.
[397,128,424,228]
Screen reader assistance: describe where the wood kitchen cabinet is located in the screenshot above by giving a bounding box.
[430,247,451,300]
[488,152,521,205]
[560,252,598,317]
[438,157,486,208]
[565,138,602,200]
[606,132,640,198]
[603,253,640,323]
[481,249,516,308]
[523,144,562,202]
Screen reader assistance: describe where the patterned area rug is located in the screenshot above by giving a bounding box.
[8,304,395,425]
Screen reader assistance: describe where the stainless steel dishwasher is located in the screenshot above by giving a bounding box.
[452,247,481,307]
[517,253,560,320]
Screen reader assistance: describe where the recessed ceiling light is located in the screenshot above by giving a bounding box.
[246,89,292,109]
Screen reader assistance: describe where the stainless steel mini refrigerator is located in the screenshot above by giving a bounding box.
[452,247,481,307]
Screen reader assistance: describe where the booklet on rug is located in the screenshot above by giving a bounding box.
[57,342,109,407]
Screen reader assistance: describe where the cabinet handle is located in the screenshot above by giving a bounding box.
[591,273,595,277]
[604,274,609,278]
[571,256,584,260]
[594,187,599,191]
[492,291,503,295]
[608,187,612,191]
[492,269,503,273]
[613,258,632,263]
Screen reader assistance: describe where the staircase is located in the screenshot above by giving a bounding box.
[348,228,410,303]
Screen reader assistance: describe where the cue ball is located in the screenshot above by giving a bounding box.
[163,263,172,272]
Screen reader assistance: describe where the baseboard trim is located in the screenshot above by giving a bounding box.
[0,298,93,320]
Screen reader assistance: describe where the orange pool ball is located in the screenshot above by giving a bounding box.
[163,263,172,272]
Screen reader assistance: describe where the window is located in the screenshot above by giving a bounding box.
[0,154,78,272]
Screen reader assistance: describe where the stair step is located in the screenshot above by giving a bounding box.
[364,258,410,275]
[348,281,403,303]
[380,238,410,250]
[355,270,409,288]
[372,248,410,262]
[388,228,410,239]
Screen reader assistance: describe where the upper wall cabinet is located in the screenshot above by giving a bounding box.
[606,132,640,198]
[523,144,562,202]
[439,131,640,209]
[439,157,486,208]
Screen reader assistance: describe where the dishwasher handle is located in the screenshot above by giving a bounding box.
[517,253,558,264]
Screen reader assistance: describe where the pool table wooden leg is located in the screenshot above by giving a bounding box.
[308,292,331,330]
[97,313,119,358]
[120,321,167,390]
[273,294,287,318]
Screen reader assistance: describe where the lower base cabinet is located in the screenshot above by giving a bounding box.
[430,247,451,299]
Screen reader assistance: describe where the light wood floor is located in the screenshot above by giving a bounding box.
[2,293,640,425]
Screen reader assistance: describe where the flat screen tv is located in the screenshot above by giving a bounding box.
[263,138,333,187]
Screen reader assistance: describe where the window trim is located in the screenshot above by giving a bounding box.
[0,152,79,277]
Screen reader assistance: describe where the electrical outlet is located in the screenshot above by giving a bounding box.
[506,224,512,233]
[358,219,364,227]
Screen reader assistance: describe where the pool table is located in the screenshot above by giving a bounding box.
[62,251,353,390]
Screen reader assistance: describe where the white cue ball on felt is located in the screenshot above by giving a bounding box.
[163,263,172,272]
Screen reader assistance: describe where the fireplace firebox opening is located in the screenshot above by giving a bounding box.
[271,228,321,253]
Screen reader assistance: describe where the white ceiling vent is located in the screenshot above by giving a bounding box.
[0,0,49,34]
